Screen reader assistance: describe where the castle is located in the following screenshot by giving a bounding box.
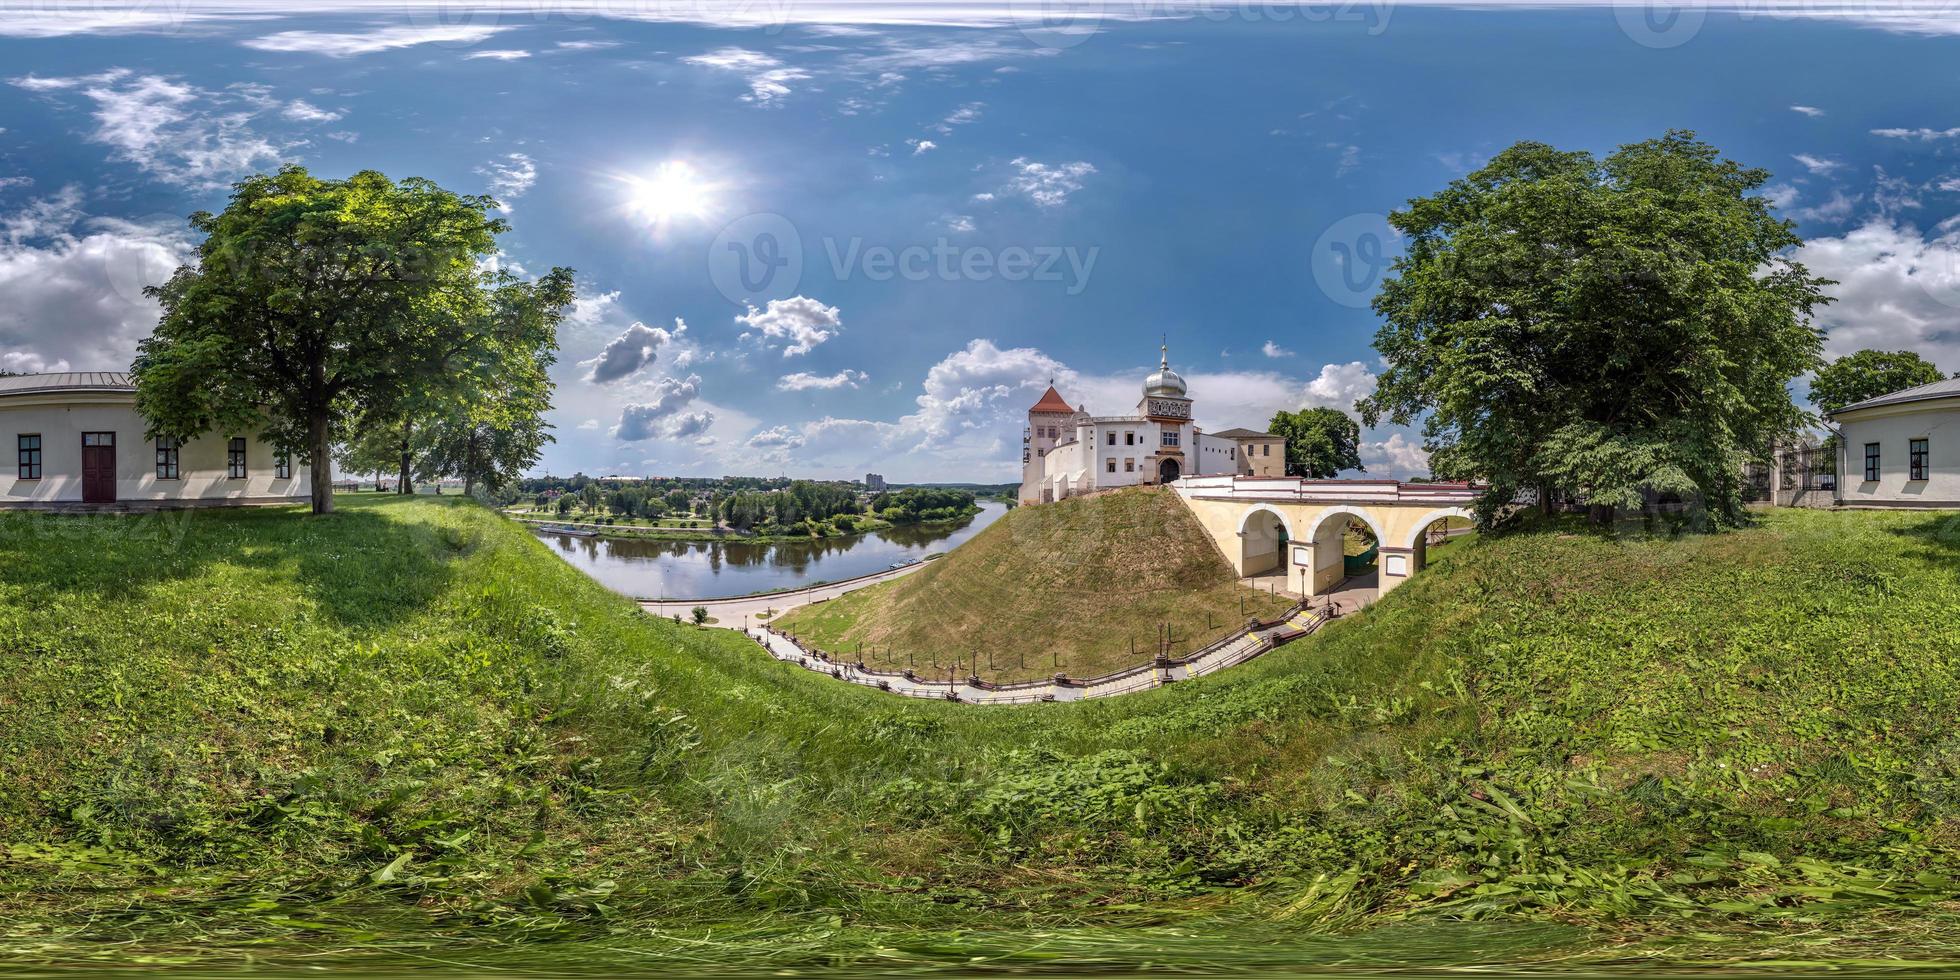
[1019,345,1286,505]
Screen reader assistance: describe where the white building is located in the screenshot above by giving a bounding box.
[1019,346,1286,505]
[1827,376,1960,509]
[1,372,310,509]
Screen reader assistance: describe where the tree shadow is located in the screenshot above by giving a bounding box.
[1886,511,1960,564]
[0,497,459,632]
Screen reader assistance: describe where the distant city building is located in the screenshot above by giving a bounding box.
[864,473,887,492]
[1020,345,1286,505]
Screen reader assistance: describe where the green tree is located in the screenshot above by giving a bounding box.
[1267,407,1364,478]
[414,270,573,498]
[1358,131,1831,525]
[133,167,511,514]
[1809,349,1946,415]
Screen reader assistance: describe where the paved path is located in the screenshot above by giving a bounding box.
[744,603,1332,705]
[640,559,934,627]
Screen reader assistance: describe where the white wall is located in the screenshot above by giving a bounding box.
[1,395,310,504]
[1836,400,1960,507]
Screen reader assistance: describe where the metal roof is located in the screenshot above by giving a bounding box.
[1830,375,1960,416]
[1210,427,1278,439]
[0,372,136,397]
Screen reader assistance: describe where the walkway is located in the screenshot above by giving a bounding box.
[745,600,1338,705]
[640,559,934,626]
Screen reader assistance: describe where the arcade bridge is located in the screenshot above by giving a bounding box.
[1173,475,1481,597]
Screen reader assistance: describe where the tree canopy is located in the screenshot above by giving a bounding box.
[1809,349,1947,415]
[1267,407,1364,478]
[1357,131,1831,525]
[133,167,568,514]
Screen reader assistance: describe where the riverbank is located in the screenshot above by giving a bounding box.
[511,505,982,544]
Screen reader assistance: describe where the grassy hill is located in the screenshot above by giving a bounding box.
[3,496,1960,972]
[775,486,1296,682]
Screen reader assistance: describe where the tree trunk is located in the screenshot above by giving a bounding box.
[308,408,334,515]
[462,427,480,498]
[397,422,414,495]
[1588,503,1614,526]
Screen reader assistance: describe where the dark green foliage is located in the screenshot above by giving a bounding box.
[1269,407,1365,478]
[1810,348,1948,414]
[1359,132,1831,525]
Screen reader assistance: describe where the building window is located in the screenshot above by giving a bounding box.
[1864,442,1880,482]
[227,437,247,479]
[16,434,40,480]
[1910,438,1930,481]
[1125,431,1135,446]
[1161,429,1179,448]
[1262,444,1271,456]
[1125,458,1135,472]
[1106,432,1116,446]
[1106,457,1117,473]
[155,437,180,479]
[275,453,292,480]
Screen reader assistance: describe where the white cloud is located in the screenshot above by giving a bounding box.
[0,187,193,375]
[1796,218,1960,370]
[582,317,685,383]
[1262,340,1294,358]
[746,425,805,450]
[9,69,287,188]
[1792,153,1844,175]
[556,40,622,51]
[281,99,342,122]
[778,369,867,391]
[467,49,532,61]
[242,25,508,58]
[997,157,1096,208]
[1790,104,1826,117]
[1762,183,1800,209]
[682,47,810,105]
[613,374,704,441]
[478,152,536,213]
[737,295,842,357]
[941,213,976,233]
[577,418,600,430]
[1794,188,1860,224]
[1361,433,1430,479]
[1300,361,1378,410]
[1871,126,1960,141]
[935,101,984,133]
[1334,143,1362,178]
[908,138,937,155]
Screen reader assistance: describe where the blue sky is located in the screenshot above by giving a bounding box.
[3,2,1959,482]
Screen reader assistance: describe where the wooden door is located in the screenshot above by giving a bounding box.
[81,432,116,503]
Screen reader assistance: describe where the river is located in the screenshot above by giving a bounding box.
[532,501,1007,600]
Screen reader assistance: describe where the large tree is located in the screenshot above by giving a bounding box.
[133,167,522,514]
[1268,407,1364,478]
[1358,131,1831,526]
[1809,349,1946,415]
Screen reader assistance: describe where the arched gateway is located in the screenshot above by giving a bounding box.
[1175,476,1478,597]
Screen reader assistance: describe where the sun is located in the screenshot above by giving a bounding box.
[625,160,717,224]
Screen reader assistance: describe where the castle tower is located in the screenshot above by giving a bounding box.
[1021,380,1076,504]
[1138,343,1193,484]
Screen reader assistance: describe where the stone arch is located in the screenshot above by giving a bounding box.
[1303,506,1387,546]
[1402,505,1474,576]
[1236,505,1291,577]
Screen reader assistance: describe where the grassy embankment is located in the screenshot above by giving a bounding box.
[775,487,1294,682]
[3,496,1960,971]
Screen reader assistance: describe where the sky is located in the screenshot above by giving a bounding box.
[3,1,1960,483]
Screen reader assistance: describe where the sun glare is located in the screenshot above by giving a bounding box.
[626,160,716,224]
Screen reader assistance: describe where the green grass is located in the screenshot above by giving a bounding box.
[4,497,1960,972]
[776,487,1295,681]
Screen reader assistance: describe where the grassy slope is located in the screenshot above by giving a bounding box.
[775,487,1295,681]
[3,498,1960,969]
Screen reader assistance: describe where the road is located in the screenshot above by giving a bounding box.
[639,558,934,628]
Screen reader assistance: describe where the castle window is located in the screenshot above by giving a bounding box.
[1125,431,1135,445]
[228,438,247,478]
[1106,458,1116,473]
[1106,432,1115,446]
[16,434,40,480]
[1911,438,1929,481]
[1125,458,1135,472]
[1161,430,1179,448]
[1263,444,1271,457]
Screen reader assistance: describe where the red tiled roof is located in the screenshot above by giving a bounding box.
[1029,385,1074,414]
